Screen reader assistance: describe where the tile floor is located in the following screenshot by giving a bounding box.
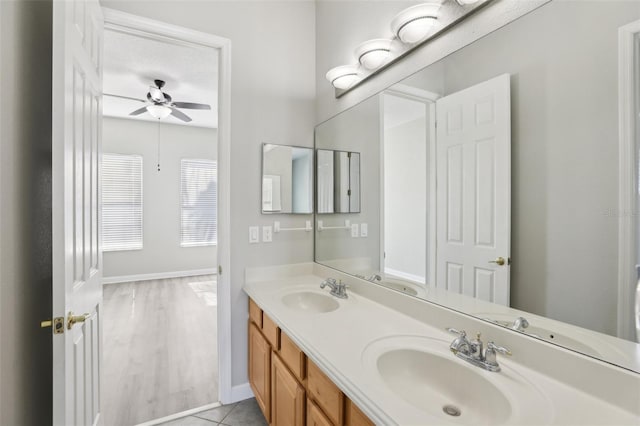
[159,398,268,426]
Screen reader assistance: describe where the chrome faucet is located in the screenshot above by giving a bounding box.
[446,328,511,372]
[320,278,348,299]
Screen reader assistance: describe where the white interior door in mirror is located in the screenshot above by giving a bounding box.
[436,74,511,305]
[52,0,104,424]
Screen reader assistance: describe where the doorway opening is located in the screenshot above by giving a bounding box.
[100,10,230,425]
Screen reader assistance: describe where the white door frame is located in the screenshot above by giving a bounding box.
[101,8,233,403]
[379,85,439,286]
[617,19,640,341]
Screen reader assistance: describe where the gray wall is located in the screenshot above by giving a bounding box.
[0,0,53,424]
[102,117,218,279]
[315,95,381,270]
[101,0,316,388]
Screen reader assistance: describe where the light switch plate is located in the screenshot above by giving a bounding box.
[249,226,259,244]
[351,223,359,238]
[263,226,273,243]
[360,223,368,237]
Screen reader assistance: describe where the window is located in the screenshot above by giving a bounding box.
[101,154,143,251]
[181,159,217,246]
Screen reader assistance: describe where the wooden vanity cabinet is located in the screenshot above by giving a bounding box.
[272,353,306,426]
[248,297,375,426]
[249,322,271,422]
[345,399,375,426]
[307,398,334,426]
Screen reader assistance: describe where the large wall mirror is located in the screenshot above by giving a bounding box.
[315,0,640,373]
[262,144,314,214]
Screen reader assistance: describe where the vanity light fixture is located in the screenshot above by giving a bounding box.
[390,2,442,44]
[354,39,393,70]
[325,65,361,90]
[146,104,172,120]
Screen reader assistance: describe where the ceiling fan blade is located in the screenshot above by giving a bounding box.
[170,107,192,122]
[148,86,165,102]
[129,106,149,116]
[104,93,146,103]
[172,102,212,110]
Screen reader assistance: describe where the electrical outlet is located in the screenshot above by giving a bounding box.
[360,223,368,237]
[249,226,259,243]
[263,226,273,243]
[351,223,359,238]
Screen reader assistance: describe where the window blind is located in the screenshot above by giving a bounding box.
[102,153,143,251]
[181,159,217,247]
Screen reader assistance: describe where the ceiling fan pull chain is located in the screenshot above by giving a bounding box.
[157,118,161,172]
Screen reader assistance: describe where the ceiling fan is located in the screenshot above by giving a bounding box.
[105,79,211,122]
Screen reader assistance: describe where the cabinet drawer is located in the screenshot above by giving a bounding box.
[345,399,374,426]
[262,312,280,349]
[279,331,306,382]
[307,398,333,426]
[307,359,344,426]
[249,298,263,328]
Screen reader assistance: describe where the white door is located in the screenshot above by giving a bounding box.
[52,0,104,424]
[435,74,511,305]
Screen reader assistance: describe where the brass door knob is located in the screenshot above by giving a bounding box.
[67,312,91,330]
[489,257,506,266]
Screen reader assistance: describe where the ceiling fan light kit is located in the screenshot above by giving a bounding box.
[146,104,172,119]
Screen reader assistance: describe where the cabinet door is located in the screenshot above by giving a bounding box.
[272,353,305,426]
[345,399,374,426]
[307,359,344,425]
[249,323,271,422]
[307,399,334,426]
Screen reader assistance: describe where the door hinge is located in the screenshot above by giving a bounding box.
[41,317,65,334]
[347,189,351,196]
[218,265,222,275]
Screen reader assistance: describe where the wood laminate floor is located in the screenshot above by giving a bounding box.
[103,275,218,426]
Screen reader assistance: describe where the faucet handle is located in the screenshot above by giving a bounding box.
[446,327,466,337]
[487,341,512,356]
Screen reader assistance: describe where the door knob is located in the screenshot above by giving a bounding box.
[489,257,506,266]
[67,312,91,330]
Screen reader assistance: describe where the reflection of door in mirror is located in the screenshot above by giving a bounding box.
[262,175,282,212]
[436,74,511,306]
[317,149,334,213]
[381,93,430,285]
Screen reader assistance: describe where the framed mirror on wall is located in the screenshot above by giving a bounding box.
[314,0,640,373]
[262,144,314,214]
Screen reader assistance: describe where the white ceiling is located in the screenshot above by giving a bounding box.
[103,29,219,128]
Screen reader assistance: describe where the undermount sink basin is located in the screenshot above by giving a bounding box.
[362,335,552,425]
[281,291,340,314]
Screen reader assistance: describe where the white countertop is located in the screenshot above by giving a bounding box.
[244,271,640,425]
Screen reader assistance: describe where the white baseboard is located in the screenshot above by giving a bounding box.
[102,268,217,285]
[384,267,426,284]
[229,383,254,403]
[135,402,221,426]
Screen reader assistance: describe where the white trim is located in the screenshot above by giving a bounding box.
[230,382,254,403]
[102,7,234,404]
[617,19,640,341]
[134,402,221,426]
[383,267,426,285]
[384,84,441,103]
[101,268,217,285]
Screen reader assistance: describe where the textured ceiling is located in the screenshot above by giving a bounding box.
[103,28,218,128]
